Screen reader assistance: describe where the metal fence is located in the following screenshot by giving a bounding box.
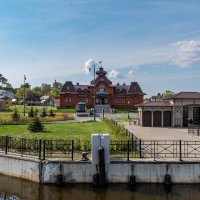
[0,136,74,160]
[110,139,200,160]
[188,124,200,136]
[1,136,200,161]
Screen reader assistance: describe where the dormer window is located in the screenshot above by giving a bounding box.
[67,86,70,91]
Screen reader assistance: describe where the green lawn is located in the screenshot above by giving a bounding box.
[7,105,91,114]
[115,109,137,113]
[0,121,117,140]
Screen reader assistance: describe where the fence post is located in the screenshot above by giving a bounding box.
[43,140,46,160]
[139,139,142,158]
[21,138,24,156]
[153,141,156,161]
[5,136,8,154]
[38,139,42,160]
[127,141,130,161]
[179,140,182,161]
[71,140,74,161]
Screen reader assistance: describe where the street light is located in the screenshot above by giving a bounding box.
[23,75,26,117]
[89,65,96,122]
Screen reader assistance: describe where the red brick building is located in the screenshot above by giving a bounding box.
[60,67,145,109]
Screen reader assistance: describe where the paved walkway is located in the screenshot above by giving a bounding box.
[125,124,200,141]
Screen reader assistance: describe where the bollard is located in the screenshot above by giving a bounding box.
[129,175,136,191]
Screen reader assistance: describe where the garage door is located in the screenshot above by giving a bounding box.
[164,111,172,127]
[143,111,152,127]
[153,111,162,127]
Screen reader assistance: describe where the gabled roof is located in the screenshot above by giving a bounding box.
[128,82,145,94]
[91,75,112,85]
[91,67,112,85]
[61,81,76,93]
[74,85,89,93]
[115,85,129,93]
[172,92,200,99]
[136,101,172,107]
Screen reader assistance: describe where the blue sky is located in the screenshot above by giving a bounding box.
[0,0,200,97]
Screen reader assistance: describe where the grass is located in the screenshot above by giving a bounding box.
[115,109,137,113]
[0,120,124,140]
[5,105,91,114]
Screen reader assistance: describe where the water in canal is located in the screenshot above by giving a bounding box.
[1,174,200,200]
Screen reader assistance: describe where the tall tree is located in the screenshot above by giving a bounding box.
[162,90,175,98]
[0,74,8,88]
[41,83,51,95]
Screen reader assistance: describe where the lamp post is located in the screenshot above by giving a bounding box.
[23,75,26,117]
[89,65,96,122]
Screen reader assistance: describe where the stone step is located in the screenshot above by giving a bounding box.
[94,105,112,113]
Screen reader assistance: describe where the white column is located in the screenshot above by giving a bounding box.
[161,111,164,127]
[151,111,154,127]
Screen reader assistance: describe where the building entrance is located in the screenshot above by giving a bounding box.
[96,98,108,105]
[193,107,200,125]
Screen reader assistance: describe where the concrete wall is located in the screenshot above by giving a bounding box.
[0,154,40,182]
[1,154,200,184]
[42,160,200,184]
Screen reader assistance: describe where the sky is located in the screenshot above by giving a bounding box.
[0,0,200,97]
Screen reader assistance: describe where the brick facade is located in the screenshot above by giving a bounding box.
[60,67,145,109]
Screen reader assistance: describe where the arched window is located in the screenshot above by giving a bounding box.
[99,84,105,93]
[66,97,71,104]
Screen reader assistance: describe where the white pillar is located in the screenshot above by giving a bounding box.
[161,111,164,127]
[151,111,154,127]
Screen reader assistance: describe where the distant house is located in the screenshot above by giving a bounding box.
[40,96,53,106]
[137,92,200,127]
[0,90,14,100]
[150,93,163,102]
[53,99,60,107]
[0,99,6,110]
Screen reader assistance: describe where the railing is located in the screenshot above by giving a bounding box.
[188,124,200,136]
[0,136,74,160]
[1,136,200,161]
[110,139,200,160]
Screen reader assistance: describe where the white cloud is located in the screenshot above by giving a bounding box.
[127,70,136,76]
[108,69,124,79]
[160,40,200,68]
[84,59,99,73]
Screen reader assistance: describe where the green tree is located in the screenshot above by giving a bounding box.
[49,109,55,117]
[40,108,47,117]
[12,108,20,121]
[28,107,34,117]
[28,117,44,132]
[0,74,8,88]
[162,90,175,98]
[41,83,51,95]
[32,86,43,100]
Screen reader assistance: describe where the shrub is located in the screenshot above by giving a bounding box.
[34,109,38,117]
[28,107,34,117]
[12,108,20,121]
[49,109,55,117]
[28,117,44,132]
[40,108,47,117]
